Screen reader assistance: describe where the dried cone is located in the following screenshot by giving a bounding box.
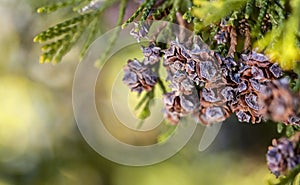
[267,133,300,177]
[163,41,228,125]
[169,72,195,95]
[260,78,300,126]
[191,47,222,85]
[123,59,157,93]
[189,46,233,125]
[142,43,161,65]
[163,42,196,95]
[163,42,201,124]
[163,60,199,123]
[164,41,221,85]
[163,91,198,124]
[232,51,283,123]
[238,19,250,36]
[163,41,191,77]
[197,87,232,125]
[195,54,239,125]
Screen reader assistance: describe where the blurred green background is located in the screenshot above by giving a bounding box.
[0,1,281,184]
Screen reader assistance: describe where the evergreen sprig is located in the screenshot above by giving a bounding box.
[277,123,300,137]
[122,0,149,29]
[167,0,181,22]
[95,0,127,67]
[268,165,300,185]
[79,17,100,59]
[37,0,83,13]
[34,0,118,64]
[152,0,173,20]
[253,0,268,37]
[192,0,247,28]
[191,0,300,70]
[35,0,300,69]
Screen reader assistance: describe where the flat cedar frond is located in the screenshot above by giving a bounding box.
[35,13,95,64]
[37,0,84,13]
[34,0,118,64]
[254,0,300,70]
[79,18,100,59]
[95,0,126,67]
[122,0,149,28]
[192,0,247,28]
[267,165,300,185]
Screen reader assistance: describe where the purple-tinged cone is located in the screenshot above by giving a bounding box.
[123,59,157,93]
[130,22,150,43]
[163,91,198,125]
[267,134,300,177]
[231,52,283,124]
[142,44,161,65]
[169,72,195,95]
[260,78,300,126]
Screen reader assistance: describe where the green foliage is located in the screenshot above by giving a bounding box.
[122,0,149,29]
[192,0,247,28]
[276,123,300,137]
[35,0,300,70]
[182,0,193,23]
[95,0,126,67]
[268,165,300,185]
[167,0,181,22]
[79,17,99,59]
[153,0,173,20]
[254,0,300,70]
[244,0,254,19]
[37,0,82,13]
[277,123,284,134]
[34,0,118,64]
[157,77,167,94]
[141,0,156,22]
[252,0,268,37]
[135,89,155,120]
[286,125,296,137]
[157,123,177,143]
[191,0,300,70]
[292,63,300,92]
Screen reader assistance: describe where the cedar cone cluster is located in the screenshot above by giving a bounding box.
[125,25,300,125]
[125,22,300,177]
[162,41,300,125]
[123,40,300,126]
[162,41,199,124]
[122,5,300,180]
[230,52,284,123]
[267,133,300,177]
